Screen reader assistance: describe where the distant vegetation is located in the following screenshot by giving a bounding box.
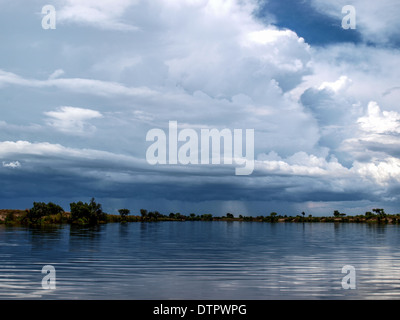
[26,202,64,223]
[70,198,107,225]
[0,200,399,226]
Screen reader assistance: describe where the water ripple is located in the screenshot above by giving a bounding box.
[1,223,400,299]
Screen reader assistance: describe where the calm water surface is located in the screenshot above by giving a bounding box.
[1,221,400,299]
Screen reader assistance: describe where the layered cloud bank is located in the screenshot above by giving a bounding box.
[0,0,400,215]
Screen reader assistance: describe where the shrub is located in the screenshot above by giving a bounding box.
[70,198,104,225]
[118,208,130,222]
[27,202,64,223]
[4,211,15,224]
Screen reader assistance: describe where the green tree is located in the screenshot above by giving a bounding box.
[373,208,386,223]
[27,202,48,223]
[46,202,64,215]
[118,208,130,221]
[201,214,213,221]
[226,213,234,219]
[365,211,375,219]
[189,213,198,221]
[270,212,278,222]
[333,210,340,217]
[140,209,148,220]
[27,202,64,223]
[154,211,162,220]
[70,198,104,224]
[373,208,386,217]
[174,212,182,220]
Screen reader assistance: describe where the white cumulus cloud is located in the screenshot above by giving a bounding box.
[57,0,139,31]
[2,161,21,168]
[44,106,103,135]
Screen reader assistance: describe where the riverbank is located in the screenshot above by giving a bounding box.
[1,208,399,225]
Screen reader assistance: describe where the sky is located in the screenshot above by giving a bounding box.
[1,0,400,216]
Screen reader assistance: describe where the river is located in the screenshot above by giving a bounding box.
[1,221,400,299]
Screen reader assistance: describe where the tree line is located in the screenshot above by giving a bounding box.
[1,199,399,225]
